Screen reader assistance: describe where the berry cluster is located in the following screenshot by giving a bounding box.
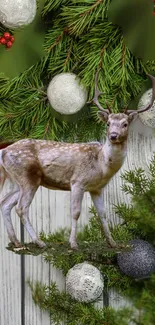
[0,32,15,49]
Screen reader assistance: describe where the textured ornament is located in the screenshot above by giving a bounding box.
[47,73,88,115]
[66,262,104,303]
[0,0,36,29]
[117,239,155,279]
[137,89,155,128]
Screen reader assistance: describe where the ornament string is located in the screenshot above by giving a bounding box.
[153,0,155,15]
[102,273,109,307]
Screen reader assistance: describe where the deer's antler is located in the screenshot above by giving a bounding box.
[89,69,112,114]
[124,74,155,115]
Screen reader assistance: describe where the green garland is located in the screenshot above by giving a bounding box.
[0,0,155,141]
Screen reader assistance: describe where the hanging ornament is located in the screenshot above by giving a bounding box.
[108,0,155,61]
[66,262,104,303]
[0,0,36,29]
[117,239,155,279]
[137,89,155,128]
[47,73,88,116]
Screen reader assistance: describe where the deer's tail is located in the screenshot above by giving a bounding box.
[0,150,7,193]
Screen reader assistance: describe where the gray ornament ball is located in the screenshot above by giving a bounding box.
[47,73,88,115]
[138,89,155,128]
[66,262,104,303]
[0,0,36,29]
[117,239,155,279]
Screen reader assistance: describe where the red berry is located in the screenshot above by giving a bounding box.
[9,36,15,43]
[3,32,11,40]
[6,41,13,48]
[0,37,6,44]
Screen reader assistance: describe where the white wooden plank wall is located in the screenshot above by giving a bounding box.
[0,180,21,325]
[0,117,154,325]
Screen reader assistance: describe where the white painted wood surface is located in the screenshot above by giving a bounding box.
[0,117,154,325]
[0,180,21,325]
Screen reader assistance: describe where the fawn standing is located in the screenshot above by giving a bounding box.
[0,71,155,249]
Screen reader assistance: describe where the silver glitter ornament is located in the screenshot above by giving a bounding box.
[117,239,155,279]
[138,89,155,128]
[47,73,88,115]
[0,0,36,29]
[66,262,104,303]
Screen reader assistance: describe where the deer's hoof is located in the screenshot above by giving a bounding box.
[70,242,78,250]
[14,240,22,248]
[108,241,128,250]
[35,240,46,248]
[107,241,118,248]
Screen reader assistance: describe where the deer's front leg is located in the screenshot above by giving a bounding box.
[90,190,117,248]
[69,184,84,249]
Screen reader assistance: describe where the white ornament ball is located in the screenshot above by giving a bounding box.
[0,0,36,29]
[66,262,104,303]
[138,89,155,128]
[47,73,88,115]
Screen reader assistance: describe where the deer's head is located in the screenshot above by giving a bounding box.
[90,70,155,144]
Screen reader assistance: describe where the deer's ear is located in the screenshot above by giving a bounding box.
[128,112,138,123]
[98,111,109,122]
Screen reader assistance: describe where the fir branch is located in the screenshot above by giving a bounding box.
[61,0,110,36]
[114,157,155,243]
[121,168,150,196]
[80,0,103,16]
[43,0,71,15]
[29,280,132,325]
[0,0,154,142]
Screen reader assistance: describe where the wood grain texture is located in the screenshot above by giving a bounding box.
[0,180,21,325]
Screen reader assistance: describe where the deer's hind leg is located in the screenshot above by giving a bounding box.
[15,182,45,248]
[0,190,20,246]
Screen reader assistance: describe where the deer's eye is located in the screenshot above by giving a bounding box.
[107,122,110,127]
[123,123,128,128]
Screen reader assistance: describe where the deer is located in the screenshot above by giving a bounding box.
[0,70,155,250]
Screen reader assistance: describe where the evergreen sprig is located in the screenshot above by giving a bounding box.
[0,0,154,141]
[29,280,132,325]
[115,155,155,243]
[29,275,155,325]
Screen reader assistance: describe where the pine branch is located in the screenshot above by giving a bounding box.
[28,280,132,325]
[61,0,110,36]
[0,0,154,141]
[43,0,71,15]
[114,156,155,243]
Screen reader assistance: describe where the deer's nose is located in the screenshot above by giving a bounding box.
[110,133,118,140]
